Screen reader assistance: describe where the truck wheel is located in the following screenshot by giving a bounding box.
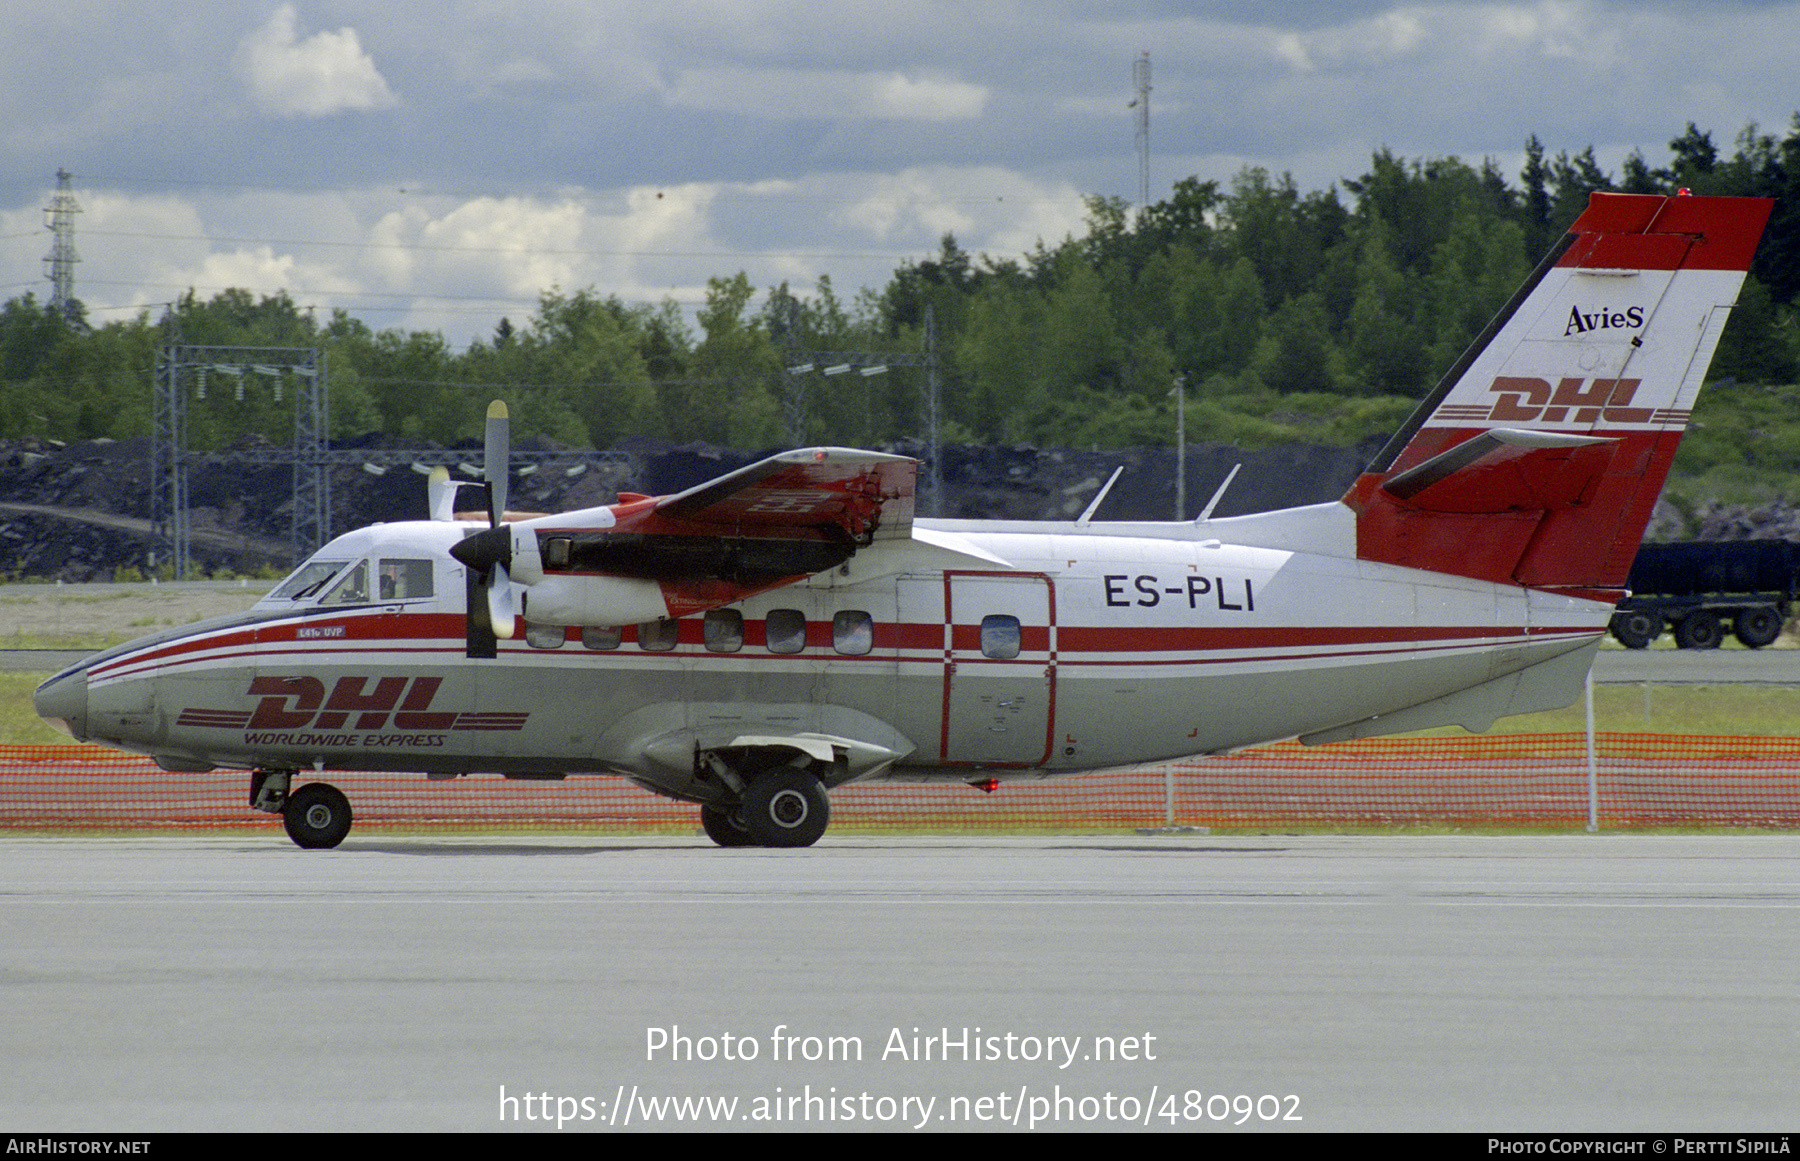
[1610,610,1659,649]
[1733,606,1784,649]
[1674,610,1722,650]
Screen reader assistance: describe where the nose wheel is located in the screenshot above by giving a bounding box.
[283,782,354,849]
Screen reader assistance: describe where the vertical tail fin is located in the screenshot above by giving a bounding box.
[1345,192,1774,594]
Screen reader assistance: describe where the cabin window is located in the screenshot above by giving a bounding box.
[320,560,370,605]
[378,558,434,600]
[704,609,743,653]
[980,614,1021,659]
[766,609,807,654]
[638,619,679,651]
[525,621,565,649]
[272,559,349,601]
[581,625,621,650]
[832,610,873,656]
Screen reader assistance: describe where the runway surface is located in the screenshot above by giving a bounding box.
[3,833,1797,1132]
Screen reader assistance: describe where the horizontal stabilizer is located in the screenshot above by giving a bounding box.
[1380,428,1615,512]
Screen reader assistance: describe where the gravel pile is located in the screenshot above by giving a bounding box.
[0,431,1756,581]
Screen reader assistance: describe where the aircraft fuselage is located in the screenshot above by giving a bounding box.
[37,504,1608,807]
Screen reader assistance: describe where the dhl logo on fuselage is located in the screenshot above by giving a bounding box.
[1436,376,1683,427]
[174,675,528,733]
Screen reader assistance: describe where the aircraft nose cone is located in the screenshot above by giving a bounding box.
[34,668,88,740]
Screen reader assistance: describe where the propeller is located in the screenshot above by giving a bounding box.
[447,401,517,657]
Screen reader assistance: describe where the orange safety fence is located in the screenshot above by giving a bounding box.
[4,734,1800,833]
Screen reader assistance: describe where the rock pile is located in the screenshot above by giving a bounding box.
[0,431,1767,582]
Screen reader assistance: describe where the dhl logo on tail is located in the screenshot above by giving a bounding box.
[1348,193,1773,593]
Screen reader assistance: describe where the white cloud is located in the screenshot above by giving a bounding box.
[417,197,590,298]
[832,167,1086,255]
[668,67,987,122]
[234,3,399,118]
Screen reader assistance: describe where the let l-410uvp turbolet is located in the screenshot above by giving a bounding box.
[35,193,1774,849]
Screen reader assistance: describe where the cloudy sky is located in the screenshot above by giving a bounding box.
[2,1,1796,345]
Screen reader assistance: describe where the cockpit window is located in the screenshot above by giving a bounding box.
[320,560,371,606]
[270,559,351,601]
[378,559,434,600]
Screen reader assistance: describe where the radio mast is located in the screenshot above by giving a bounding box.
[1132,53,1151,210]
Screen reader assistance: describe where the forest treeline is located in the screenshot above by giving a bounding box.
[4,119,1799,461]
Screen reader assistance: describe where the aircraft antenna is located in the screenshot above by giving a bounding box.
[1076,466,1125,526]
[1196,463,1241,524]
[1132,53,1151,211]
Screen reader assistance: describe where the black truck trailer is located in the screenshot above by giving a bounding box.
[1610,540,1800,649]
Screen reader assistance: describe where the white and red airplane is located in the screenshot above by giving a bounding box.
[35,192,1773,849]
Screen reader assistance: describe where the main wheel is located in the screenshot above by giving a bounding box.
[284,782,353,849]
[738,766,830,848]
[1610,610,1660,649]
[1674,609,1722,650]
[700,804,756,847]
[1734,606,1784,649]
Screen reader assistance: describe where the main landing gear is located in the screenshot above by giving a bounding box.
[251,769,355,850]
[699,763,832,848]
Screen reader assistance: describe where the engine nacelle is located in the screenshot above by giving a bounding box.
[521,574,669,627]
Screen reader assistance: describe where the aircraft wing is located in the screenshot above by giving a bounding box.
[653,447,916,544]
[484,448,921,630]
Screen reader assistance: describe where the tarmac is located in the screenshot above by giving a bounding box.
[3,832,1797,1132]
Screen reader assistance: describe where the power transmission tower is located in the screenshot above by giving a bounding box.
[780,302,943,516]
[153,339,329,578]
[43,169,87,330]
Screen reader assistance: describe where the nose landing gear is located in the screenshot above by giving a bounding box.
[250,769,354,849]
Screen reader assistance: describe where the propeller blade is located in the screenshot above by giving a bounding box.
[427,466,458,522]
[464,567,497,659]
[484,400,509,526]
[457,399,516,658]
[488,562,516,640]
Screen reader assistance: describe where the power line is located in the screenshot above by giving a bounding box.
[74,171,1084,208]
[72,279,715,319]
[79,277,542,303]
[81,227,920,262]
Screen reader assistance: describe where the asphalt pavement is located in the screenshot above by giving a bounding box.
[3,834,1796,1132]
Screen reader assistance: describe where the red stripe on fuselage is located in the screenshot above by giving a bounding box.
[87,603,1601,692]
